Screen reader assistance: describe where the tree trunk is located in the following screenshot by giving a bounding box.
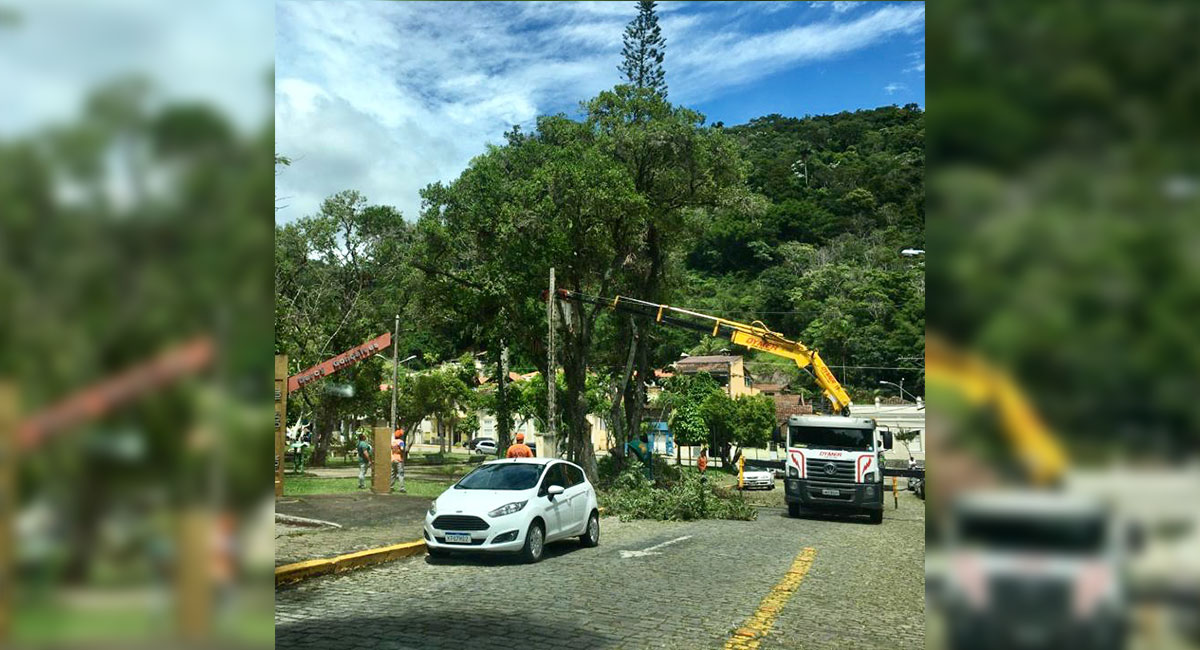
[609,320,639,471]
[560,300,599,484]
[310,399,336,467]
[620,223,663,458]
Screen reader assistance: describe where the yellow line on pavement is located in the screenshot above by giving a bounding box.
[723,546,817,650]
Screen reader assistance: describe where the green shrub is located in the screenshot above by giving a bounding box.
[599,465,756,522]
[597,452,682,489]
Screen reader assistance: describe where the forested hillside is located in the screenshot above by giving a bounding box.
[662,105,925,399]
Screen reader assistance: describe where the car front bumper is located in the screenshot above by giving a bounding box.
[784,478,883,511]
[423,513,527,552]
[741,476,775,489]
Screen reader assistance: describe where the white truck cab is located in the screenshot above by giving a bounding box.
[937,491,1129,650]
[783,415,892,524]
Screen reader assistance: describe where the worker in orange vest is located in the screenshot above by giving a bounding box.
[506,432,533,458]
[698,447,709,474]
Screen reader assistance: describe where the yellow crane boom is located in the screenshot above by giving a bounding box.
[925,334,1068,485]
[552,290,854,416]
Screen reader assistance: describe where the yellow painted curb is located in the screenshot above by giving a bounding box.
[275,539,427,587]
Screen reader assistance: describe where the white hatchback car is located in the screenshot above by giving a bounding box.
[424,458,600,563]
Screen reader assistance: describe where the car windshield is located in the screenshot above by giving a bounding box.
[957,513,1106,554]
[454,463,543,491]
[788,426,873,451]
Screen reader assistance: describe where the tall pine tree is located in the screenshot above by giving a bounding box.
[618,0,668,97]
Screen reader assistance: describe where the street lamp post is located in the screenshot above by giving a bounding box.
[878,380,916,403]
[390,315,399,433]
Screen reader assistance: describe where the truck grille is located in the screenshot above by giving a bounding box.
[432,515,489,531]
[805,459,856,485]
[989,576,1070,621]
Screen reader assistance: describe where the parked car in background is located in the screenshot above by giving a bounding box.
[467,437,496,454]
[424,458,600,563]
[740,467,776,490]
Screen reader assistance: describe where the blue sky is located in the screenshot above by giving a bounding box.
[275,1,924,223]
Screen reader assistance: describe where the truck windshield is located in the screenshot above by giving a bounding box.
[788,426,873,451]
[957,514,1106,554]
[454,463,543,490]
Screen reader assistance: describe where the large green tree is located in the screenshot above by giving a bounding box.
[618,0,668,98]
[584,86,747,450]
[274,190,426,465]
[418,112,648,482]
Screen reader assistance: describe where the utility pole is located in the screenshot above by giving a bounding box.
[0,384,15,641]
[390,314,399,433]
[547,268,557,458]
[274,356,287,497]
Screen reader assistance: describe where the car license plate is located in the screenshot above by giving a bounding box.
[444,532,471,544]
[821,488,840,496]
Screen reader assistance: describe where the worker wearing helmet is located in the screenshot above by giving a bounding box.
[506,432,533,458]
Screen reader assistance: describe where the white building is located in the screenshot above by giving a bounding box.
[850,399,925,463]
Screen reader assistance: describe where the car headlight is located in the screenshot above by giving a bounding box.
[488,500,528,518]
[428,501,437,516]
[863,471,877,483]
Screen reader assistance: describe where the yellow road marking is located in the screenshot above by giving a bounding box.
[723,546,818,650]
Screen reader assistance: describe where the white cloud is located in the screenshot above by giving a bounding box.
[1,0,271,137]
[810,1,862,13]
[883,82,908,94]
[276,1,925,223]
[904,47,925,74]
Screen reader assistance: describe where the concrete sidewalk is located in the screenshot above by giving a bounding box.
[275,493,432,567]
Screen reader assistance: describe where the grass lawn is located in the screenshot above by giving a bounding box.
[282,476,451,498]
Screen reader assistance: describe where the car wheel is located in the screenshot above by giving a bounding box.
[521,520,545,563]
[869,509,883,524]
[579,511,600,548]
[787,502,800,518]
[768,483,776,490]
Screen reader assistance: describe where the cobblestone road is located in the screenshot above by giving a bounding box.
[276,493,925,649]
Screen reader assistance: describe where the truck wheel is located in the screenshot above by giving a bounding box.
[869,509,883,524]
[787,502,800,518]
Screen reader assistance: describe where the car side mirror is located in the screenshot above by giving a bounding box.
[547,484,565,498]
[881,431,893,450]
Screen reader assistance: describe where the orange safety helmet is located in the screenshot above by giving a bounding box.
[515,433,525,443]
[394,428,403,439]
